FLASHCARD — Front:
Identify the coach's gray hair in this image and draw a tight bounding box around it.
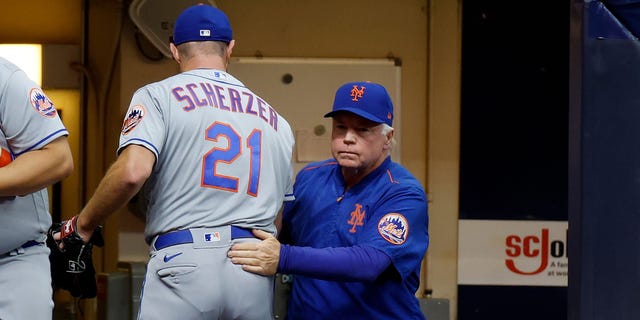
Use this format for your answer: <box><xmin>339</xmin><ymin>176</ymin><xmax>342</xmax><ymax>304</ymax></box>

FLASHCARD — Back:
<box><xmin>380</xmin><ymin>123</ymin><xmax>396</xmax><ymax>154</ymax></box>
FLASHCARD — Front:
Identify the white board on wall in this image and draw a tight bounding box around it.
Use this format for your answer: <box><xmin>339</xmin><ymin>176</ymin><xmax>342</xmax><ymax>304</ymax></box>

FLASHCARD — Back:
<box><xmin>227</xmin><ymin>57</ymin><xmax>402</xmax><ymax>173</ymax></box>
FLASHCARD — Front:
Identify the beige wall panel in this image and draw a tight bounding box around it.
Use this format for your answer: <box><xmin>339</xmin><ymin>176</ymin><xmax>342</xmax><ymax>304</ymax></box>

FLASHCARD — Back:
<box><xmin>428</xmin><ymin>1</ymin><xmax>461</xmax><ymax>318</ymax></box>
<box><xmin>0</xmin><ymin>0</ymin><xmax>82</xmax><ymax>44</ymax></box>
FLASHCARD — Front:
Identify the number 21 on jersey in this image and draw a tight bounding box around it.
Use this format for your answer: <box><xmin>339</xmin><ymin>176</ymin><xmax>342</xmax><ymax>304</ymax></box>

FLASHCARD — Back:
<box><xmin>202</xmin><ymin>122</ymin><xmax>261</xmax><ymax>197</ymax></box>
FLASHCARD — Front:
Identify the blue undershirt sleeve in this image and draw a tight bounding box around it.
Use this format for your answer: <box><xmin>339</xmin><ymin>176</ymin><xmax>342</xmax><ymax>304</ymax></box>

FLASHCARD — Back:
<box><xmin>277</xmin><ymin>244</ymin><xmax>392</xmax><ymax>282</ymax></box>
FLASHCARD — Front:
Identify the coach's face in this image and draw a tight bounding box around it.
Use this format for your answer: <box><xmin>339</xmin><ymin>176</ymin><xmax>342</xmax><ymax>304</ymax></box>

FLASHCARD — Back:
<box><xmin>331</xmin><ymin>112</ymin><xmax>392</xmax><ymax>177</ymax></box>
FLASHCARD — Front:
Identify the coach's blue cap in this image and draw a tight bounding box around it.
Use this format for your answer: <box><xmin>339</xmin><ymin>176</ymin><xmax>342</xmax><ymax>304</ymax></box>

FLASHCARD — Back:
<box><xmin>325</xmin><ymin>81</ymin><xmax>394</xmax><ymax>126</ymax></box>
<box><xmin>173</xmin><ymin>4</ymin><xmax>233</xmax><ymax>45</ymax></box>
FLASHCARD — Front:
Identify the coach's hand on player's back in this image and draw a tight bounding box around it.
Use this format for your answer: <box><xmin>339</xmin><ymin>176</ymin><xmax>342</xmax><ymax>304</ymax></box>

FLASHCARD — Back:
<box><xmin>228</xmin><ymin>229</ymin><xmax>280</xmax><ymax>276</ymax></box>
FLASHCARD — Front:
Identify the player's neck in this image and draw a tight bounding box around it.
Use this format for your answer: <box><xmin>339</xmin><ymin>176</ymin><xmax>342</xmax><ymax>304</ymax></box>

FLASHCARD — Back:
<box><xmin>180</xmin><ymin>55</ymin><xmax>227</xmax><ymax>72</ymax></box>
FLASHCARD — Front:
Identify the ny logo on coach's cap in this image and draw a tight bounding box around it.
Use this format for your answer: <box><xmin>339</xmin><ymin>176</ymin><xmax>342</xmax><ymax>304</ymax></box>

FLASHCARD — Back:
<box><xmin>325</xmin><ymin>81</ymin><xmax>394</xmax><ymax>126</ymax></box>
<box><xmin>350</xmin><ymin>85</ymin><xmax>365</xmax><ymax>101</ymax></box>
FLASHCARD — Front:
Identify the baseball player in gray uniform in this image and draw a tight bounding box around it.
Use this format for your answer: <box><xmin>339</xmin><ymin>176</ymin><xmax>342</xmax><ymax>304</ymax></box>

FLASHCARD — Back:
<box><xmin>0</xmin><ymin>57</ymin><xmax>73</xmax><ymax>319</ymax></box>
<box><xmin>58</xmin><ymin>4</ymin><xmax>295</xmax><ymax>320</ymax></box>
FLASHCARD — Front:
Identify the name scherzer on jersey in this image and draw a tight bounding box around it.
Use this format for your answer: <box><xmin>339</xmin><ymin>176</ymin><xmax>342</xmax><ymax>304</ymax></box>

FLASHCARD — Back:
<box><xmin>119</xmin><ymin>69</ymin><xmax>294</xmax><ymax>242</ymax></box>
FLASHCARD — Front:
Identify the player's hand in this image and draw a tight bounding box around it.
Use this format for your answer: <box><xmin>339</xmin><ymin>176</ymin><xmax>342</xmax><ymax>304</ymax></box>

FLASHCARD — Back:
<box><xmin>51</xmin><ymin>215</ymin><xmax>92</xmax><ymax>250</ymax></box>
<box><xmin>46</xmin><ymin>215</ymin><xmax>104</xmax><ymax>298</ymax></box>
<box><xmin>228</xmin><ymin>229</ymin><xmax>280</xmax><ymax>276</ymax></box>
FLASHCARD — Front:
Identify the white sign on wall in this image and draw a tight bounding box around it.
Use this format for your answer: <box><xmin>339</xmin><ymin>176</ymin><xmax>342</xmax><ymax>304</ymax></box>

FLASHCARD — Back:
<box><xmin>458</xmin><ymin>219</ymin><xmax>568</xmax><ymax>287</ymax></box>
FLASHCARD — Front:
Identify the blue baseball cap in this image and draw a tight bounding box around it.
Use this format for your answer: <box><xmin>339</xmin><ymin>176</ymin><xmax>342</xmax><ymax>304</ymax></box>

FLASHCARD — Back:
<box><xmin>173</xmin><ymin>4</ymin><xmax>233</xmax><ymax>45</ymax></box>
<box><xmin>324</xmin><ymin>81</ymin><xmax>394</xmax><ymax>126</ymax></box>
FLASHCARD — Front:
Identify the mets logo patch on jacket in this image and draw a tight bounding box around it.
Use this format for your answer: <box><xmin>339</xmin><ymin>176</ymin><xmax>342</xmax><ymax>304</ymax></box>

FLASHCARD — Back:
<box><xmin>377</xmin><ymin>213</ymin><xmax>409</xmax><ymax>245</ymax></box>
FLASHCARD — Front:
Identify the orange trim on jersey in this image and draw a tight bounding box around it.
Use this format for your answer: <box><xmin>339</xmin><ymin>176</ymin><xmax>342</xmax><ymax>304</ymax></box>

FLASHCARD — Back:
<box><xmin>245</xmin><ymin>128</ymin><xmax>262</xmax><ymax>197</ymax></box>
<box><xmin>201</xmin><ymin>121</ymin><xmax>241</xmax><ymax>192</ymax></box>
<box><xmin>303</xmin><ymin>161</ymin><xmax>338</xmax><ymax>171</ymax></box>
<box><xmin>385</xmin><ymin>169</ymin><xmax>399</xmax><ymax>184</ymax></box>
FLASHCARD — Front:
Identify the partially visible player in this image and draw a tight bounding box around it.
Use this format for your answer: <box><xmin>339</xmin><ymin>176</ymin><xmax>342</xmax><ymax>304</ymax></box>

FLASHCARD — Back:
<box><xmin>53</xmin><ymin>4</ymin><xmax>295</xmax><ymax>320</ymax></box>
<box><xmin>229</xmin><ymin>81</ymin><xmax>429</xmax><ymax>319</ymax></box>
<box><xmin>0</xmin><ymin>57</ymin><xmax>73</xmax><ymax>319</ymax></box>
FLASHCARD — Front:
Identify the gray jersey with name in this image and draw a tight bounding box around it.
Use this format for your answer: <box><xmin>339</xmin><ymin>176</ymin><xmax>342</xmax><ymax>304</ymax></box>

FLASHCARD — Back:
<box><xmin>119</xmin><ymin>69</ymin><xmax>294</xmax><ymax>241</ymax></box>
<box><xmin>0</xmin><ymin>57</ymin><xmax>69</xmax><ymax>254</ymax></box>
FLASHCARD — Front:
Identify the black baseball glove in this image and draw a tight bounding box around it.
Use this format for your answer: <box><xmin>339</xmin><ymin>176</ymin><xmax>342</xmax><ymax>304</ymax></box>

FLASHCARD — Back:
<box><xmin>46</xmin><ymin>215</ymin><xmax>104</xmax><ymax>298</ymax></box>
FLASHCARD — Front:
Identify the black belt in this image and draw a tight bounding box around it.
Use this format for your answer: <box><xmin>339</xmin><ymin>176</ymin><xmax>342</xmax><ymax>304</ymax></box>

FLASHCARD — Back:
<box><xmin>154</xmin><ymin>226</ymin><xmax>255</xmax><ymax>251</ymax></box>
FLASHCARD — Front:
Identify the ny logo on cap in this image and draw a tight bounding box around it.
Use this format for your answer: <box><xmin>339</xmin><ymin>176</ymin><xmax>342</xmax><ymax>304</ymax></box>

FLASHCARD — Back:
<box><xmin>350</xmin><ymin>85</ymin><xmax>365</xmax><ymax>101</ymax></box>
<box><xmin>200</xmin><ymin>29</ymin><xmax>211</xmax><ymax>36</ymax></box>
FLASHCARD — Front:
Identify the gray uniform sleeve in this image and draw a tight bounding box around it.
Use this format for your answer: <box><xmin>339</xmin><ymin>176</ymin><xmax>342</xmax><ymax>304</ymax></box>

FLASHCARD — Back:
<box><xmin>0</xmin><ymin>63</ymin><xmax>68</xmax><ymax>155</ymax></box>
<box><xmin>0</xmin><ymin>58</ymin><xmax>68</xmax><ymax>254</ymax></box>
<box><xmin>118</xmin><ymin>86</ymin><xmax>165</xmax><ymax>158</ymax></box>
